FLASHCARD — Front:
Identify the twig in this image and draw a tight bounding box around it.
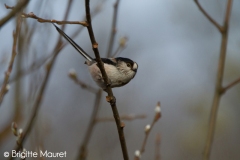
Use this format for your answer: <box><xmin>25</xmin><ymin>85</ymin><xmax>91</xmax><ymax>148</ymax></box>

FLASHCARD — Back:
<box><xmin>221</xmin><ymin>76</ymin><xmax>240</xmax><ymax>94</ymax></box>
<box><xmin>0</xmin><ymin>13</ymin><xmax>22</xmax><ymax>106</ymax></box>
<box><xmin>112</xmin><ymin>36</ymin><xmax>128</xmax><ymax>57</ymax></box>
<box><xmin>3</xmin><ymin>2</ymin><xmax>102</xmax><ymax>86</ymax></box>
<box><xmin>20</xmin><ymin>12</ymin><xmax>88</xmax><ymax>26</ymax></box>
<box><xmin>134</xmin><ymin>102</ymin><xmax>161</xmax><ymax>160</ymax></box>
<box><xmin>10</xmin><ymin>1</ymin><xmax>74</xmax><ymax>158</ymax></box>
<box><xmin>8</xmin><ymin>54</ymin><xmax>53</xmax><ymax>83</ymax></box>
<box><xmin>194</xmin><ymin>0</ymin><xmax>223</xmax><ymax>32</ymax></box>
<box><xmin>68</xmin><ymin>69</ymin><xmax>98</xmax><ymax>94</ymax></box>
<box><xmin>78</xmin><ymin>89</ymin><xmax>102</xmax><ymax>160</ymax></box>
<box><xmin>11</xmin><ymin>122</ymin><xmax>24</xmax><ymax>151</ymax></box>
<box><xmin>85</xmin><ymin>0</ymin><xmax>129</xmax><ymax>159</ymax></box>
<box><xmin>0</xmin><ymin>0</ymin><xmax>29</xmax><ymax>27</ymax></box>
<box><xmin>95</xmin><ymin>114</ymin><xmax>146</xmax><ymax>122</ymax></box>
<box><xmin>155</xmin><ymin>133</ymin><xmax>161</xmax><ymax>160</ymax></box>
<box><xmin>201</xmin><ymin>0</ymin><xmax>233</xmax><ymax>160</ymax></box>
<box><xmin>106</xmin><ymin>0</ymin><xmax>120</xmax><ymax>57</ymax></box>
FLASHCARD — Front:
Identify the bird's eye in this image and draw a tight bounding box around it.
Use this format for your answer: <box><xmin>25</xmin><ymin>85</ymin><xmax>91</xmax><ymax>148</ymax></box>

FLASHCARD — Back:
<box><xmin>126</xmin><ymin>63</ymin><xmax>131</xmax><ymax>67</ymax></box>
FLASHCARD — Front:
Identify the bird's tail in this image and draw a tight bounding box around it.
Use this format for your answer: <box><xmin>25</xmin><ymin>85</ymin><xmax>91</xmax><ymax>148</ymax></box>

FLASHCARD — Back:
<box><xmin>52</xmin><ymin>23</ymin><xmax>93</xmax><ymax>62</ymax></box>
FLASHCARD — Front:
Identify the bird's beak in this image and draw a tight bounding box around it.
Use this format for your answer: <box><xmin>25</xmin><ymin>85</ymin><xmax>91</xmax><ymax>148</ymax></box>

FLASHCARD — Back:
<box><xmin>132</xmin><ymin>62</ymin><xmax>138</xmax><ymax>72</ymax></box>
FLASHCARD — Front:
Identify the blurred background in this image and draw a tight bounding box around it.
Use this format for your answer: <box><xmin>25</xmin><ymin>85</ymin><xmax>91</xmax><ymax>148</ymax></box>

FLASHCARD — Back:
<box><xmin>0</xmin><ymin>0</ymin><xmax>240</xmax><ymax>159</ymax></box>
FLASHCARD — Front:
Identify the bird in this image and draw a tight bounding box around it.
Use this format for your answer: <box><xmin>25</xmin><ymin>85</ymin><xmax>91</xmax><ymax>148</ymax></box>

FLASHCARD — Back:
<box><xmin>52</xmin><ymin>24</ymin><xmax>138</xmax><ymax>89</ymax></box>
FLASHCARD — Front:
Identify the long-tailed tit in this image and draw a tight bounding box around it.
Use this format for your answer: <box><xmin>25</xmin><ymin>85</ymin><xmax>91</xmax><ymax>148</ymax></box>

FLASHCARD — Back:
<box><xmin>53</xmin><ymin>24</ymin><xmax>138</xmax><ymax>89</ymax></box>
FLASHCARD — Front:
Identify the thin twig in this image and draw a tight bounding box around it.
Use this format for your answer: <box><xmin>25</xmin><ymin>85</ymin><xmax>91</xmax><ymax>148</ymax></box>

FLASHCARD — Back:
<box><xmin>68</xmin><ymin>69</ymin><xmax>98</xmax><ymax>94</ymax></box>
<box><xmin>194</xmin><ymin>0</ymin><xmax>223</xmax><ymax>32</ymax></box>
<box><xmin>0</xmin><ymin>13</ymin><xmax>22</xmax><ymax>106</ymax></box>
<box><xmin>112</xmin><ymin>36</ymin><xmax>128</xmax><ymax>57</ymax></box>
<box><xmin>106</xmin><ymin>0</ymin><xmax>120</xmax><ymax>57</ymax></box>
<box><xmin>10</xmin><ymin>1</ymin><xmax>74</xmax><ymax>158</ymax></box>
<box><xmin>0</xmin><ymin>0</ymin><xmax>29</xmax><ymax>27</ymax></box>
<box><xmin>78</xmin><ymin>89</ymin><xmax>102</xmax><ymax>160</ymax></box>
<box><xmin>202</xmin><ymin>0</ymin><xmax>233</xmax><ymax>160</ymax></box>
<box><xmin>3</xmin><ymin>2</ymin><xmax>102</xmax><ymax>85</ymax></box>
<box><xmin>20</xmin><ymin>12</ymin><xmax>88</xmax><ymax>26</ymax></box>
<box><xmin>221</xmin><ymin>76</ymin><xmax>240</xmax><ymax>94</ymax></box>
<box><xmin>95</xmin><ymin>114</ymin><xmax>146</xmax><ymax>122</ymax></box>
<box><xmin>85</xmin><ymin>0</ymin><xmax>129</xmax><ymax>159</ymax></box>
<box><xmin>134</xmin><ymin>102</ymin><xmax>161</xmax><ymax>160</ymax></box>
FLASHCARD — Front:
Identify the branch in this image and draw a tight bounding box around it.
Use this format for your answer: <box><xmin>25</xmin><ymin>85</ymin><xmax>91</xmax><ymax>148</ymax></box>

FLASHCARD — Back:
<box><xmin>194</xmin><ymin>0</ymin><xmax>223</xmax><ymax>32</ymax></box>
<box><xmin>10</xmin><ymin>1</ymin><xmax>74</xmax><ymax>158</ymax></box>
<box><xmin>78</xmin><ymin>89</ymin><xmax>102</xmax><ymax>160</ymax></box>
<box><xmin>106</xmin><ymin>0</ymin><xmax>120</xmax><ymax>57</ymax></box>
<box><xmin>203</xmin><ymin>0</ymin><xmax>233</xmax><ymax>159</ymax></box>
<box><xmin>0</xmin><ymin>13</ymin><xmax>22</xmax><ymax>106</ymax></box>
<box><xmin>20</xmin><ymin>12</ymin><xmax>88</xmax><ymax>26</ymax></box>
<box><xmin>134</xmin><ymin>102</ymin><xmax>161</xmax><ymax>160</ymax></box>
<box><xmin>221</xmin><ymin>76</ymin><xmax>240</xmax><ymax>94</ymax></box>
<box><xmin>85</xmin><ymin>0</ymin><xmax>129</xmax><ymax>159</ymax></box>
<box><xmin>68</xmin><ymin>69</ymin><xmax>98</xmax><ymax>94</ymax></box>
<box><xmin>95</xmin><ymin>114</ymin><xmax>146</xmax><ymax>122</ymax></box>
<box><xmin>112</xmin><ymin>36</ymin><xmax>128</xmax><ymax>57</ymax></box>
<box><xmin>0</xmin><ymin>0</ymin><xmax>29</xmax><ymax>27</ymax></box>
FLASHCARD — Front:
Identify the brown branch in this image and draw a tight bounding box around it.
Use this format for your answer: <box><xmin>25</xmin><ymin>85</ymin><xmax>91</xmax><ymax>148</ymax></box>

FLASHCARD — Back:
<box><xmin>221</xmin><ymin>76</ymin><xmax>240</xmax><ymax>94</ymax></box>
<box><xmin>2</xmin><ymin>3</ymin><xmax>102</xmax><ymax>85</ymax></box>
<box><xmin>194</xmin><ymin>0</ymin><xmax>223</xmax><ymax>32</ymax></box>
<box><xmin>68</xmin><ymin>69</ymin><xmax>98</xmax><ymax>94</ymax></box>
<box><xmin>112</xmin><ymin>36</ymin><xmax>128</xmax><ymax>57</ymax></box>
<box><xmin>78</xmin><ymin>89</ymin><xmax>102</xmax><ymax>160</ymax></box>
<box><xmin>20</xmin><ymin>12</ymin><xmax>88</xmax><ymax>26</ymax></box>
<box><xmin>0</xmin><ymin>13</ymin><xmax>22</xmax><ymax>106</ymax></box>
<box><xmin>95</xmin><ymin>114</ymin><xmax>146</xmax><ymax>122</ymax></box>
<box><xmin>106</xmin><ymin>0</ymin><xmax>120</xmax><ymax>57</ymax></box>
<box><xmin>0</xmin><ymin>0</ymin><xmax>29</xmax><ymax>27</ymax></box>
<box><xmin>85</xmin><ymin>0</ymin><xmax>129</xmax><ymax>159</ymax></box>
<box><xmin>134</xmin><ymin>102</ymin><xmax>161</xmax><ymax>160</ymax></box>
<box><xmin>9</xmin><ymin>1</ymin><xmax>74</xmax><ymax>158</ymax></box>
<box><xmin>203</xmin><ymin>0</ymin><xmax>233</xmax><ymax>160</ymax></box>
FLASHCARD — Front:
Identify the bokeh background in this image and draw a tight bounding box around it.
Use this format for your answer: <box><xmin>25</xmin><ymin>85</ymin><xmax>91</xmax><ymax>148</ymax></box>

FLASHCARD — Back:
<box><xmin>0</xmin><ymin>0</ymin><xmax>240</xmax><ymax>159</ymax></box>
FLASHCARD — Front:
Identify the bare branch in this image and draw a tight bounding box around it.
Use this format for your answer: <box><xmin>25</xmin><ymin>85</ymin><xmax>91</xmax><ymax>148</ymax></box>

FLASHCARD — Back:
<box><xmin>134</xmin><ymin>102</ymin><xmax>161</xmax><ymax>160</ymax></box>
<box><xmin>78</xmin><ymin>89</ymin><xmax>102</xmax><ymax>160</ymax></box>
<box><xmin>20</xmin><ymin>12</ymin><xmax>88</xmax><ymax>26</ymax></box>
<box><xmin>0</xmin><ymin>14</ymin><xmax>22</xmax><ymax>106</ymax></box>
<box><xmin>0</xmin><ymin>0</ymin><xmax>29</xmax><ymax>27</ymax></box>
<box><xmin>85</xmin><ymin>0</ymin><xmax>129</xmax><ymax>159</ymax></box>
<box><xmin>221</xmin><ymin>77</ymin><xmax>240</xmax><ymax>94</ymax></box>
<box><xmin>95</xmin><ymin>114</ymin><xmax>146</xmax><ymax>122</ymax></box>
<box><xmin>106</xmin><ymin>0</ymin><xmax>120</xmax><ymax>57</ymax></box>
<box><xmin>112</xmin><ymin>36</ymin><xmax>128</xmax><ymax>58</ymax></box>
<box><xmin>194</xmin><ymin>0</ymin><xmax>223</xmax><ymax>32</ymax></box>
<box><xmin>203</xmin><ymin>0</ymin><xmax>233</xmax><ymax>159</ymax></box>
<box><xmin>10</xmin><ymin>1</ymin><xmax>74</xmax><ymax>157</ymax></box>
<box><xmin>68</xmin><ymin>69</ymin><xmax>98</xmax><ymax>94</ymax></box>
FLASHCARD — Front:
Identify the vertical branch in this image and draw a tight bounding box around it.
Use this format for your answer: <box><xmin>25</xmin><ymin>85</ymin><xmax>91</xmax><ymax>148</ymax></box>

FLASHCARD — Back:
<box><xmin>78</xmin><ymin>89</ymin><xmax>102</xmax><ymax>160</ymax></box>
<box><xmin>10</xmin><ymin>0</ymin><xmax>74</xmax><ymax>157</ymax></box>
<box><xmin>0</xmin><ymin>14</ymin><xmax>22</xmax><ymax>106</ymax></box>
<box><xmin>106</xmin><ymin>0</ymin><xmax>120</xmax><ymax>57</ymax></box>
<box><xmin>85</xmin><ymin>0</ymin><xmax>129</xmax><ymax>159</ymax></box>
<box><xmin>202</xmin><ymin>0</ymin><xmax>233</xmax><ymax>159</ymax></box>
